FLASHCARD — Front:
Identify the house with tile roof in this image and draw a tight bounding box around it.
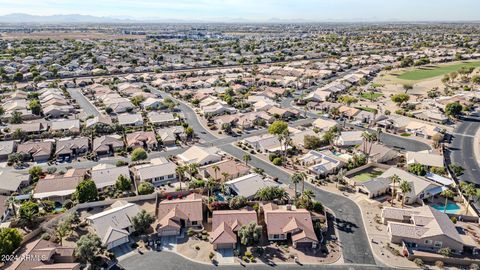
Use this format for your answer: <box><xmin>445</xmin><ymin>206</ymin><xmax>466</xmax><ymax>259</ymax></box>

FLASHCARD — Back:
<box><xmin>86</xmin><ymin>200</ymin><xmax>140</xmax><ymax>250</ymax></box>
<box><xmin>177</xmin><ymin>146</ymin><xmax>221</xmax><ymax>165</ymax></box>
<box><xmin>16</xmin><ymin>141</ymin><xmax>53</xmax><ymax>162</ymax></box>
<box><xmin>263</xmin><ymin>203</ymin><xmax>318</xmax><ymax>249</ymax></box>
<box><xmin>211</xmin><ymin>209</ymin><xmax>258</xmax><ymax>250</ymax></box>
<box><xmin>382</xmin><ymin>206</ymin><xmax>478</xmax><ymax>255</ymax></box>
<box><xmin>156</xmin><ymin>193</ymin><xmax>203</xmax><ymax>236</ymax></box>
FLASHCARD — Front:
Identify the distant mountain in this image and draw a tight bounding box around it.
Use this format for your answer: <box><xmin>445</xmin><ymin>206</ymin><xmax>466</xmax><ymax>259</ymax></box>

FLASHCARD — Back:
<box><xmin>0</xmin><ymin>13</ymin><xmax>134</xmax><ymax>23</ymax></box>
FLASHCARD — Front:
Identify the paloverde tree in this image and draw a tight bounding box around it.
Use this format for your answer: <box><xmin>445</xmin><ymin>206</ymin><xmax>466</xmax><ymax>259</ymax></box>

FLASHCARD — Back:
<box><xmin>132</xmin><ymin>209</ymin><xmax>155</xmax><ymax>234</ymax></box>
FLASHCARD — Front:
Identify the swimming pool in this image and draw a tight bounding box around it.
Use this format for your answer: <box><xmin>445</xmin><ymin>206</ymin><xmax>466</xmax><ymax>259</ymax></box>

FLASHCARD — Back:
<box><xmin>431</xmin><ymin>202</ymin><xmax>462</xmax><ymax>214</ymax></box>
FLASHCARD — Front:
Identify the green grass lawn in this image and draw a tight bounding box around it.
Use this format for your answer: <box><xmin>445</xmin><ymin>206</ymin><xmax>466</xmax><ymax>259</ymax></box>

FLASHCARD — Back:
<box><xmin>361</xmin><ymin>92</ymin><xmax>383</xmax><ymax>101</ymax></box>
<box><xmin>351</xmin><ymin>169</ymin><xmax>384</xmax><ymax>182</ymax></box>
<box><xmin>355</xmin><ymin>106</ymin><xmax>377</xmax><ymax>113</ymax></box>
<box><xmin>397</xmin><ymin>61</ymin><xmax>480</xmax><ymax>81</ymax></box>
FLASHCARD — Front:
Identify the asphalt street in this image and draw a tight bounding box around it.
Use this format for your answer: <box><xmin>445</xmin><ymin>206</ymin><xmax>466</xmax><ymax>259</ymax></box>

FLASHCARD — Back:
<box><xmin>118</xmin><ymin>251</ymin><xmax>397</xmax><ymax>270</ymax></box>
<box><xmin>448</xmin><ymin>114</ymin><xmax>480</xmax><ymax>185</ymax></box>
<box><xmin>67</xmin><ymin>87</ymin><xmax>100</xmax><ymax>117</ymax></box>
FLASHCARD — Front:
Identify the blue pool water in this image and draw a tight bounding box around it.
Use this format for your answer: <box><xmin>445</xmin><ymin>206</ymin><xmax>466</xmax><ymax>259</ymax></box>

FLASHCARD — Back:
<box><xmin>431</xmin><ymin>203</ymin><xmax>461</xmax><ymax>214</ymax></box>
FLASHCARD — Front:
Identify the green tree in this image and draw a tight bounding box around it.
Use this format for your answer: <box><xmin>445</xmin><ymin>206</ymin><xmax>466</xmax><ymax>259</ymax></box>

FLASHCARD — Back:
<box><xmin>138</xmin><ymin>182</ymin><xmax>154</xmax><ymax>195</ymax></box>
<box><xmin>399</xmin><ymin>180</ymin><xmax>412</xmax><ymax>207</ymax></box>
<box><xmin>229</xmin><ymin>196</ymin><xmax>247</xmax><ymax>210</ymax></box>
<box><xmin>132</xmin><ymin>209</ymin><xmax>155</xmax><ymax>234</ymax></box>
<box><xmin>131</xmin><ymin>148</ymin><xmax>148</xmax><ymax>161</ymax></box>
<box><xmin>75</xmin><ymin>233</ymin><xmax>106</xmax><ymax>264</ymax></box>
<box><xmin>242</xmin><ymin>153</ymin><xmax>251</xmax><ymax>166</ymax></box>
<box><xmin>13</xmin><ymin>72</ymin><xmax>23</xmax><ymax>82</ymax></box>
<box><xmin>116</xmin><ymin>174</ymin><xmax>132</xmax><ymax>192</ymax></box>
<box><xmin>391</xmin><ymin>93</ymin><xmax>410</xmax><ymax>107</ymax></box>
<box><xmin>131</xmin><ymin>95</ymin><xmax>145</xmax><ymax>107</ymax></box>
<box><xmin>55</xmin><ymin>217</ymin><xmax>73</xmax><ymax>246</ymax></box>
<box><xmin>268</xmin><ymin>120</ymin><xmax>288</xmax><ymax>136</ymax></box>
<box><xmin>255</xmin><ymin>186</ymin><xmax>289</xmax><ymax>202</ymax></box>
<box><xmin>445</xmin><ymin>102</ymin><xmax>463</xmax><ymax>118</ymax></box>
<box><xmin>75</xmin><ymin>179</ymin><xmax>98</xmax><ymax>203</ymax></box>
<box><xmin>184</xmin><ymin>127</ymin><xmax>194</xmax><ymax>139</ymax></box>
<box><xmin>407</xmin><ymin>163</ymin><xmax>427</xmax><ymax>176</ymax></box>
<box><xmin>304</xmin><ymin>135</ymin><xmax>323</xmax><ymax>149</ymax></box>
<box><xmin>390</xmin><ymin>174</ymin><xmax>401</xmax><ymax>206</ymax></box>
<box><xmin>19</xmin><ymin>201</ymin><xmax>39</xmax><ymax>223</ymax></box>
<box><xmin>28</xmin><ymin>99</ymin><xmax>42</xmax><ymax>115</ymax></box>
<box><xmin>28</xmin><ymin>166</ymin><xmax>43</xmax><ymax>182</ymax></box>
<box><xmin>338</xmin><ymin>95</ymin><xmax>358</xmax><ymax>106</ymax></box>
<box><xmin>0</xmin><ymin>228</ymin><xmax>23</xmax><ymax>259</ymax></box>
<box><xmin>10</xmin><ymin>110</ymin><xmax>23</xmax><ymax>124</ymax></box>
<box><xmin>238</xmin><ymin>222</ymin><xmax>262</xmax><ymax>246</ymax></box>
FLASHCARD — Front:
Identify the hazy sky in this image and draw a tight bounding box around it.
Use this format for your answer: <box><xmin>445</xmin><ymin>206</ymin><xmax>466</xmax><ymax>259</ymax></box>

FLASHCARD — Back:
<box><xmin>0</xmin><ymin>0</ymin><xmax>479</xmax><ymax>21</ymax></box>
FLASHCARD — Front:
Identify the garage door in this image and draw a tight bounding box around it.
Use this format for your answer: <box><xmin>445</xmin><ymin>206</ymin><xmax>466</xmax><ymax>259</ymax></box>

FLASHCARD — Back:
<box><xmin>160</xmin><ymin>230</ymin><xmax>178</xmax><ymax>236</ymax></box>
<box><xmin>216</xmin><ymin>243</ymin><xmax>234</xmax><ymax>250</ymax></box>
<box><xmin>295</xmin><ymin>241</ymin><xmax>313</xmax><ymax>249</ymax></box>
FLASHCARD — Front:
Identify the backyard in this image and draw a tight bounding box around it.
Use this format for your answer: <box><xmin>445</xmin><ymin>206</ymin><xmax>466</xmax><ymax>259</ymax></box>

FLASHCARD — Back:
<box><xmin>350</xmin><ymin>167</ymin><xmax>385</xmax><ymax>182</ymax></box>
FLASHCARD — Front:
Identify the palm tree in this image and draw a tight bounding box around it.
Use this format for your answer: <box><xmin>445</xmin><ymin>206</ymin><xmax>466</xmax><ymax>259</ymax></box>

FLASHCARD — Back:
<box><xmin>206</xmin><ymin>177</ymin><xmax>217</xmax><ymax>198</ymax></box>
<box><xmin>221</xmin><ymin>172</ymin><xmax>230</xmax><ymax>183</ymax></box>
<box><xmin>187</xmin><ymin>163</ymin><xmax>199</xmax><ymax>181</ymax></box>
<box><xmin>390</xmin><ymin>174</ymin><xmax>401</xmax><ymax>206</ymax></box>
<box><xmin>175</xmin><ymin>166</ymin><xmax>186</xmax><ymax>190</ymax></box>
<box><xmin>441</xmin><ymin>189</ymin><xmax>454</xmax><ymax>214</ymax></box>
<box><xmin>6</xmin><ymin>196</ymin><xmax>18</xmax><ymax>217</ymax></box>
<box><xmin>291</xmin><ymin>173</ymin><xmax>302</xmax><ymax>199</ymax></box>
<box><xmin>242</xmin><ymin>154</ymin><xmax>251</xmax><ymax>166</ymax></box>
<box><xmin>461</xmin><ymin>182</ymin><xmax>476</xmax><ymax>215</ymax></box>
<box><xmin>301</xmin><ymin>189</ymin><xmax>315</xmax><ymax>202</ymax></box>
<box><xmin>399</xmin><ymin>180</ymin><xmax>412</xmax><ymax>207</ymax></box>
<box><xmin>212</xmin><ymin>164</ymin><xmax>220</xmax><ymax>181</ymax></box>
<box><xmin>299</xmin><ymin>172</ymin><xmax>308</xmax><ymax>193</ymax></box>
<box><xmin>361</xmin><ymin>131</ymin><xmax>371</xmax><ymax>155</ymax></box>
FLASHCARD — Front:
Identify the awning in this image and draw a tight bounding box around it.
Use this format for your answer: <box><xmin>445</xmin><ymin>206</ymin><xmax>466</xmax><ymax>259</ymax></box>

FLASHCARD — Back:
<box><xmin>425</xmin><ymin>172</ymin><xmax>454</xmax><ymax>186</ymax></box>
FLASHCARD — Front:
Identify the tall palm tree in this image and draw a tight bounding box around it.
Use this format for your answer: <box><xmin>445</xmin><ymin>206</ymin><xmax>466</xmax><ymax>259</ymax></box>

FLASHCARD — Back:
<box><xmin>175</xmin><ymin>166</ymin><xmax>185</xmax><ymax>190</ymax></box>
<box><xmin>206</xmin><ymin>177</ymin><xmax>216</xmax><ymax>198</ymax></box>
<box><xmin>242</xmin><ymin>154</ymin><xmax>251</xmax><ymax>166</ymax></box>
<box><xmin>390</xmin><ymin>174</ymin><xmax>401</xmax><ymax>206</ymax></box>
<box><xmin>211</xmin><ymin>164</ymin><xmax>220</xmax><ymax>181</ymax></box>
<box><xmin>291</xmin><ymin>173</ymin><xmax>302</xmax><ymax>199</ymax></box>
<box><xmin>441</xmin><ymin>189</ymin><xmax>454</xmax><ymax>214</ymax></box>
<box><xmin>399</xmin><ymin>180</ymin><xmax>412</xmax><ymax>207</ymax></box>
<box><xmin>221</xmin><ymin>172</ymin><xmax>230</xmax><ymax>183</ymax></box>
<box><xmin>299</xmin><ymin>172</ymin><xmax>308</xmax><ymax>193</ymax></box>
<box><xmin>6</xmin><ymin>196</ymin><xmax>18</xmax><ymax>217</ymax></box>
<box><xmin>301</xmin><ymin>189</ymin><xmax>315</xmax><ymax>203</ymax></box>
<box><xmin>187</xmin><ymin>163</ymin><xmax>199</xmax><ymax>181</ymax></box>
<box><xmin>462</xmin><ymin>183</ymin><xmax>476</xmax><ymax>215</ymax></box>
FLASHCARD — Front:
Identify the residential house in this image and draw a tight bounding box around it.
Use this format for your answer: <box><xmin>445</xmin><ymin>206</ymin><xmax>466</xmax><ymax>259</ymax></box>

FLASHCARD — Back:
<box><xmin>117</xmin><ymin>113</ymin><xmax>144</xmax><ymax>127</ymax></box>
<box><xmin>312</xmin><ymin>118</ymin><xmax>338</xmax><ymax>131</ymax></box>
<box><xmin>93</xmin><ymin>134</ymin><xmax>124</xmax><ymax>157</ymax></box>
<box><xmin>381</xmin><ymin>167</ymin><xmax>442</xmax><ymax>205</ymax></box>
<box><xmin>91</xmin><ymin>164</ymin><xmax>131</xmax><ymax>189</ymax></box>
<box><xmin>226</xmin><ymin>173</ymin><xmax>280</xmax><ymax>199</ymax></box>
<box><xmin>7</xmin><ymin>239</ymin><xmax>78</xmax><ymax>270</ymax></box>
<box><xmin>406</xmin><ymin>151</ymin><xmax>444</xmax><ymax>168</ymax></box>
<box><xmin>132</xmin><ymin>157</ymin><xmax>177</xmax><ymax>186</ymax></box>
<box><xmin>177</xmin><ymin>146</ymin><xmax>221</xmax><ymax>166</ymax></box>
<box><xmin>16</xmin><ymin>141</ymin><xmax>53</xmax><ymax>162</ymax></box>
<box><xmin>85</xmin><ymin>115</ymin><xmax>113</xmax><ymax>129</ymax></box>
<box><xmin>0</xmin><ymin>140</ymin><xmax>16</xmax><ymax>161</ymax></box>
<box><xmin>55</xmin><ymin>137</ymin><xmax>89</xmax><ymax>161</ymax></box>
<box><xmin>263</xmin><ymin>203</ymin><xmax>318</xmax><ymax>249</ymax></box>
<box><xmin>33</xmin><ymin>169</ymin><xmax>86</xmax><ymax>202</ymax></box>
<box><xmin>358</xmin><ymin>177</ymin><xmax>392</xmax><ymax>198</ymax></box>
<box><xmin>359</xmin><ymin>142</ymin><xmax>399</xmax><ymax>163</ymax></box>
<box><xmin>211</xmin><ymin>210</ymin><xmax>258</xmax><ymax>250</ymax></box>
<box><xmin>86</xmin><ymin>201</ymin><xmax>141</xmax><ymax>250</ymax></box>
<box><xmin>299</xmin><ymin>150</ymin><xmax>344</xmax><ymax>176</ymax></box>
<box><xmin>126</xmin><ymin>131</ymin><xmax>158</xmax><ymax>150</ymax></box>
<box><xmin>382</xmin><ymin>206</ymin><xmax>477</xmax><ymax>255</ymax></box>
<box><xmin>199</xmin><ymin>160</ymin><xmax>250</xmax><ymax>181</ymax></box>
<box><xmin>335</xmin><ymin>131</ymin><xmax>364</xmax><ymax>147</ymax></box>
<box><xmin>147</xmin><ymin>112</ymin><xmax>178</xmax><ymax>126</ymax></box>
<box><xmin>156</xmin><ymin>193</ymin><xmax>203</xmax><ymax>236</ymax></box>
<box><xmin>49</xmin><ymin>119</ymin><xmax>80</xmax><ymax>134</ymax></box>
<box><xmin>244</xmin><ymin>134</ymin><xmax>285</xmax><ymax>153</ymax></box>
<box><xmin>0</xmin><ymin>171</ymin><xmax>30</xmax><ymax>195</ymax></box>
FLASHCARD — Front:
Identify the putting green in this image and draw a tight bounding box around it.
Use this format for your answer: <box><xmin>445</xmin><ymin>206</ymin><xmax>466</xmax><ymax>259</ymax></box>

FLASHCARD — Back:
<box><xmin>397</xmin><ymin>61</ymin><xmax>480</xmax><ymax>81</ymax></box>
